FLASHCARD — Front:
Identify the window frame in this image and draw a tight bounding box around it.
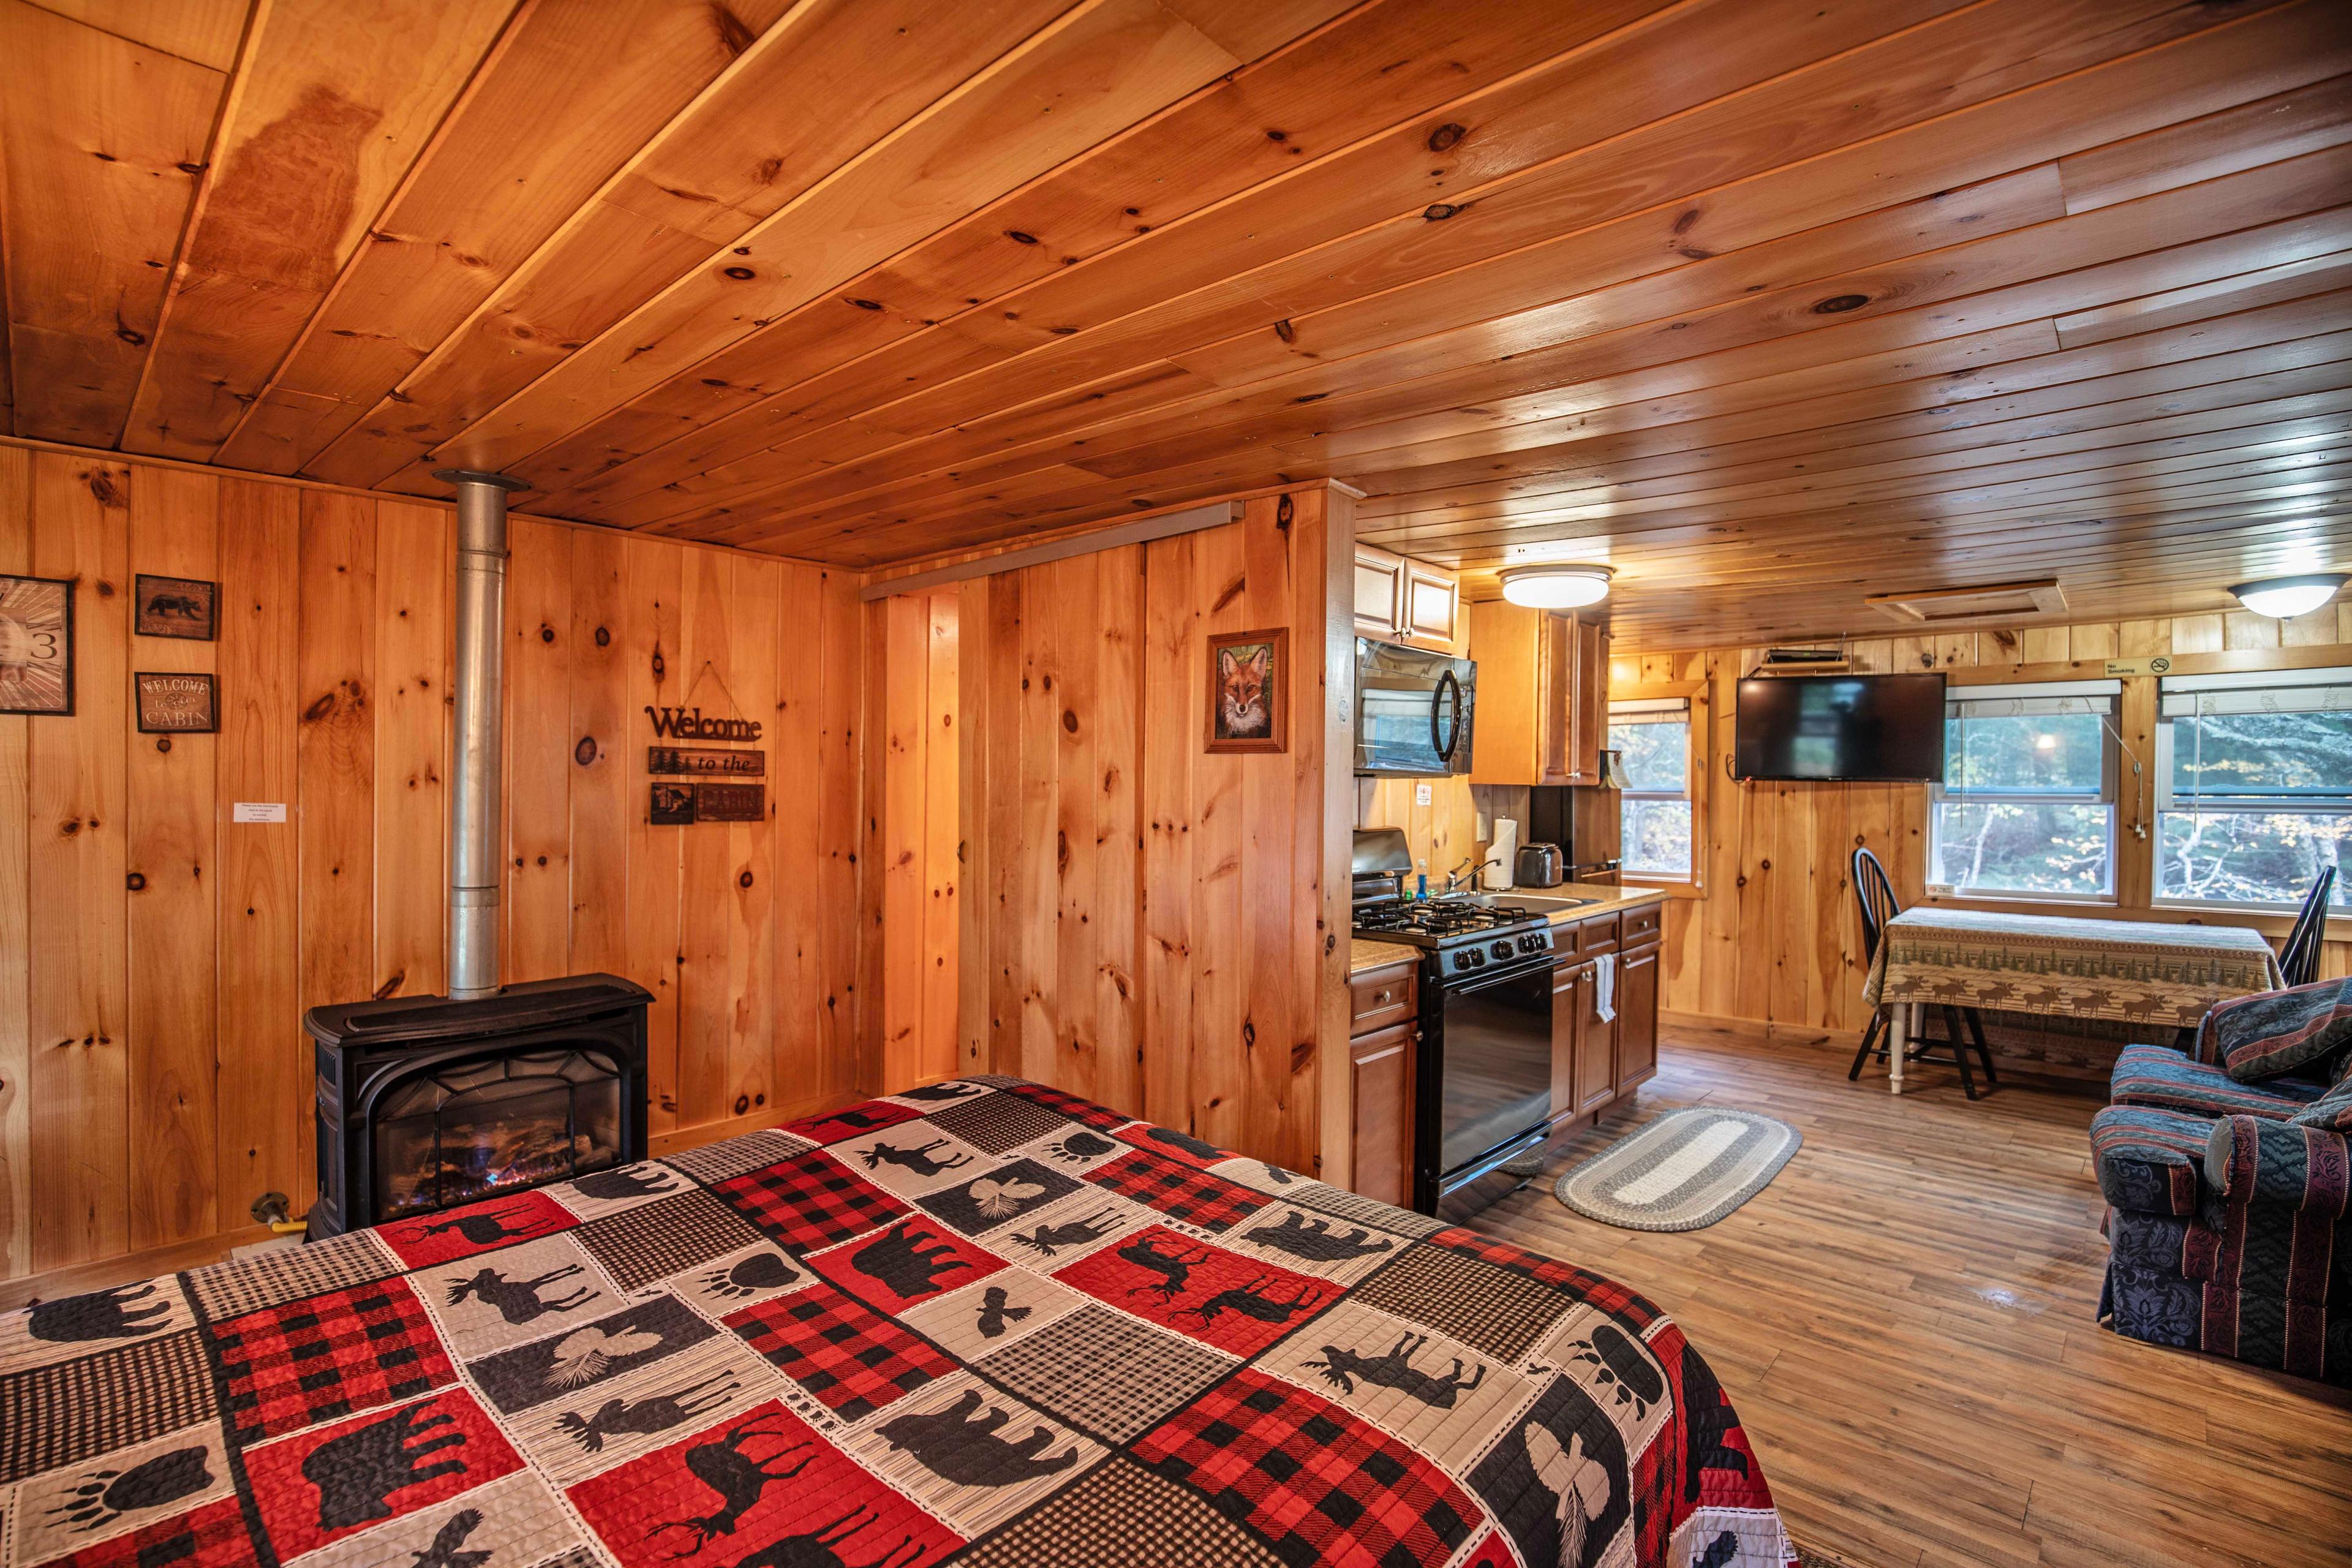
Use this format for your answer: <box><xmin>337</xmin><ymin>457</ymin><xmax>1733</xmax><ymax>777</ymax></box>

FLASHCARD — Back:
<box><xmin>1608</xmin><ymin>679</ymin><xmax>1708</xmax><ymax>897</ymax></box>
<box><xmin>2150</xmin><ymin>665</ymin><xmax>2352</xmax><ymax>915</ymax></box>
<box><xmin>1928</xmin><ymin>679</ymin><xmax>2122</xmax><ymax>904</ymax></box>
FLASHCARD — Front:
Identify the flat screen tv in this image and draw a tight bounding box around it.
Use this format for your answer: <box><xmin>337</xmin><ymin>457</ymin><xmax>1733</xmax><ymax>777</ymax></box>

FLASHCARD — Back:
<box><xmin>1734</xmin><ymin>672</ymin><xmax>1946</xmax><ymax>782</ymax></box>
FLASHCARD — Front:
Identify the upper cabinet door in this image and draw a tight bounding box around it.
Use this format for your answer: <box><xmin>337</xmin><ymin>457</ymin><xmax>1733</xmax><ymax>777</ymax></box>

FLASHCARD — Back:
<box><xmin>1564</xmin><ymin>617</ymin><xmax>1607</xmax><ymax>785</ymax></box>
<box><xmin>1469</xmin><ymin>599</ymin><xmax>1613</xmax><ymax>786</ymax></box>
<box><xmin>1402</xmin><ymin>563</ymin><xmax>1460</xmax><ymax>650</ymax></box>
<box><xmin>1354</xmin><ymin>545</ymin><xmax>1407</xmax><ymax>641</ymax></box>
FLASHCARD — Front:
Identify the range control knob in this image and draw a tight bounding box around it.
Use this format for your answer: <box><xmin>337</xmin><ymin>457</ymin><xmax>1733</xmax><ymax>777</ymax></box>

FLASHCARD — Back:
<box><xmin>1490</xmin><ymin>940</ymin><xmax>1512</xmax><ymax>961</ymax></box>
<box><xmin>1452</xmin><ymin>951</ymin><xmax>1471</xmax><ymax>970</ymax></box>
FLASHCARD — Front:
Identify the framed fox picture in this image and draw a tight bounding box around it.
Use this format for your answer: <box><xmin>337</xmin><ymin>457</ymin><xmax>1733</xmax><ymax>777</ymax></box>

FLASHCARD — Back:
<box><xmin>0</xmin><ymin>574</ymin><xmax>74</xmax><ymax>715</ymax></box>
<box><xmin>1205</xmin><ymin>627</ymin><xmax>1287</xmax><ymax>754</ymax></box>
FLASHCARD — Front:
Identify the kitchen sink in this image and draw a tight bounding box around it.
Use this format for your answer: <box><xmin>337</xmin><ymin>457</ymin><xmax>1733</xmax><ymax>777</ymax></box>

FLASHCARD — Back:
<box><xmin>1483</xmin><ymin>892</ymin><xmax>1600</xmax><ymax>911</ymax></box>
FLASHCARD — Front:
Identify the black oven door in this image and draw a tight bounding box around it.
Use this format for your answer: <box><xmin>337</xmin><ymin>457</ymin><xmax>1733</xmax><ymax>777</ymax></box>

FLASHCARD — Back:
<box><xmin>1415</xmin><ymin>955</ymin><xmax>1555</xmax><ymax>1212</ymax></box>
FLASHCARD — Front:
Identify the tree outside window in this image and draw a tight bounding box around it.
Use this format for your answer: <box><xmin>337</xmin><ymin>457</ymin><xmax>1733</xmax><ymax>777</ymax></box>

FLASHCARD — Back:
<box><xmin>1929</xmin><ymin>684</ymin><xmax>2119</xmax><ymax>899</ymax></box>
<box><xmin>2157</xmin><ymin>670</ymin><xmax>2352</xmax><ymax>910</ymax></box>
<box><xmin>1610</xmin><ymin>696</ymin><xmax>1692</xmax><ymax>878</ymax></box>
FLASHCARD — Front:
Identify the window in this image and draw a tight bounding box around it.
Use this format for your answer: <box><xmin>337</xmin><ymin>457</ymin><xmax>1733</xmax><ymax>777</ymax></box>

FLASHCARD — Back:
<box><xmin>1930</xmin><ymin>681</ymin><xmax>2120</xmax><ymax>899</ymax></box>
<box><xmin>2156</xmin><ymin>667</ymin><xmax>2352</xmax><ymax>910</ymax></box>
<box><xmin>1610</xmin><ymin>696</ymin><xmax>1692</xmax><ymax>878</ymax></box>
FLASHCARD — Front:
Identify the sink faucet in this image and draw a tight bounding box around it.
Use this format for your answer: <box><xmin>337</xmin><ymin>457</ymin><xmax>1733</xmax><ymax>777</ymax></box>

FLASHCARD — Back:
<box><xmin>1443</xmin><ymin>855</ymin><xmax>1504</xmax><ymax>895</ymax></box>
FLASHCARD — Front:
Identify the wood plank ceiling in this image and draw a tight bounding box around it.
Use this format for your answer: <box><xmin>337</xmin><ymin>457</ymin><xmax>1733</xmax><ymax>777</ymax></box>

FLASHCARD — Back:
<box><xmin>2</xmin><ymin>0</ymin><xmax>2348</xmax><ymax>648</ymax></box>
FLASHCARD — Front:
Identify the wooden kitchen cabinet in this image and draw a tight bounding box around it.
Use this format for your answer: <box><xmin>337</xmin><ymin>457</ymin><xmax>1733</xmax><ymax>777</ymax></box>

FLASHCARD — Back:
<box><xmin>1548</xmin><ymin>907</ymin><xmax>1660</xmax><ymax>1126</ymax></box>
<box><xmin>1349</xmin><ymin>959</ymin><xmax>1419</xmax><ymax>1208</ymax></box>
<box><xmin>1403</xmin><ymin>562</ymin><xmax>1461</xmax><ymax>647</ymax></box>
<box><xmin>1354</xmin><ymin>545</ymin><xmax>1407</xmax><ymax>640</ymax></box>
<box><xmin>1354</xmin><ymin>545</ymin><xmax>1460</xmax><ymax>650</ymax></box>
<box><xmin>1617</xmin><ymin>941</ymin><xmax>1660</xmax><ymax>1088</ymax></box>
<box><xmin>1468</xmin><ymin>600</ymin><xmax>1610</xmax><ymax>785</ymax></box>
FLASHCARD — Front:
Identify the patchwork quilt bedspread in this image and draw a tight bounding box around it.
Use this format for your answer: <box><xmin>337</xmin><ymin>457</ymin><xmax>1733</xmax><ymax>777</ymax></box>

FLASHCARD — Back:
<box><xmin>0</xmin><ymin>1076</ymin><xmax>1795</xmax><ymax>1568</ymax></box>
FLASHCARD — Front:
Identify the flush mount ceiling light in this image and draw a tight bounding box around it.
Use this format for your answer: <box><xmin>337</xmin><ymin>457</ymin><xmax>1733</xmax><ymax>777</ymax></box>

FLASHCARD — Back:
<box><xmin>1500</xmin><ymin>563</ymin><xmax>1612</xmax><ymax>609</ymax></box>
<box><xmin>2230</xmin><ymin>573</ymin><xmax>2348</xmax><ymax>619</ymax></box>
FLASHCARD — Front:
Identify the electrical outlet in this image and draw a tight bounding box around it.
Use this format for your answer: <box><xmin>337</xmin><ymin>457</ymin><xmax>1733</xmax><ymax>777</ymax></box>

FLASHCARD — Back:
<box><xmin>1414</xmin><ymin>782</ymin><xmax>1433</xmax><ymax>806</ymax></box>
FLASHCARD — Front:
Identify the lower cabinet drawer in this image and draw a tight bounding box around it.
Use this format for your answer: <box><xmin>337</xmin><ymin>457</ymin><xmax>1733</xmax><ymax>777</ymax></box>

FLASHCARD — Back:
<box><xmin>1622</xmin><ymin>903</ymin><xmax>1661</xmax><ymax>945</ymax></box>
<box><xmin>1350</xmin><ymin>964</ymin><xmax>1417</xmax><ymax>1033</ymax></box>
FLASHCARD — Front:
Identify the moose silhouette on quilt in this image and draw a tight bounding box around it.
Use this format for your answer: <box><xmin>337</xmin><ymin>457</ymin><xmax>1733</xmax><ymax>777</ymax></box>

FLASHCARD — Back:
<box><xmin>0</xmin><ymin>1076</ymin><xmax>1795</xmax><ymax>1567</ymax></box>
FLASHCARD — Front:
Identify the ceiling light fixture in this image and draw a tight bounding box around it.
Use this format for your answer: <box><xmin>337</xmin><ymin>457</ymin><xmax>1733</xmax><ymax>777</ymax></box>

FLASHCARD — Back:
<box><xmin>2229</xmin><ymin>573</ymin><xmax>2347</xmax><ymax>619</ymax></box>
<box><xmin>1500</xmin><ymin>563</ymin><xmax>1612</xmax><ymax>609</ymax></box>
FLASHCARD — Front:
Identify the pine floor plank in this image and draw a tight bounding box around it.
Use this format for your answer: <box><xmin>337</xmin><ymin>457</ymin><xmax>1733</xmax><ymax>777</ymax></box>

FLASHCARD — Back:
<box><xmin>1472</xmin><ymin>1025</ymin><xmax>2352</xmax><ymax>1567</ymax></box>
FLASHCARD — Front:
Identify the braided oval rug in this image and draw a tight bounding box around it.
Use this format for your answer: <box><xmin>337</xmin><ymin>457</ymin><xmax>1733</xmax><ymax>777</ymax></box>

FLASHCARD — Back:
<box><xmin>1555</xmin><ymin>1109</ymin><xmax>1800</xmax><ymax>1232</ymax></box>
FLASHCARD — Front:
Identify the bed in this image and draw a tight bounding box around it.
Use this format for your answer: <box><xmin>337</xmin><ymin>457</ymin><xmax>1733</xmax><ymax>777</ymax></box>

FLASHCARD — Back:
<box><xmin>0</xmin><ymin>1076</ymin><xmax>1795</xmax><ymax>1567</ymax></box>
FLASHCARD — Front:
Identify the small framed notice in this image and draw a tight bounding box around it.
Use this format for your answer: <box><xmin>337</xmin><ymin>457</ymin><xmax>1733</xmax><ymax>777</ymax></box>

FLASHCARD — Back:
<box><xmin>232</xmin><ymin>802</ymin><xmax>288</xmax><ymax>824</ymax></box>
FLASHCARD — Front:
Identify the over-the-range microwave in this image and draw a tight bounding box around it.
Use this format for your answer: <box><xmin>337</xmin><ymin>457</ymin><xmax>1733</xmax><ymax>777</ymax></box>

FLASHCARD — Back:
<box><xmin>1354</xmin><ymin>638</ymin><xmax>1476</xmax><ymax>777</ymax></box>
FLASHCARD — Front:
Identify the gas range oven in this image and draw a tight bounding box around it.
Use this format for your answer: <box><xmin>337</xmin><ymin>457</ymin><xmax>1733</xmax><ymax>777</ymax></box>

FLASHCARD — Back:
<box><xmin>1351</xmin><ymin>830</ymin><xmax>1559</xmax><ymax>1219</ymax></box>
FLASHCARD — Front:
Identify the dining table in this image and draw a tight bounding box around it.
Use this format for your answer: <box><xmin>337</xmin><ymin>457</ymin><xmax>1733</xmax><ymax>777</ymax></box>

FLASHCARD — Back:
<box><xmin>1859</xmin><ymin>905</ymin><xmax>2285</xmax><ymax>1092</ymax></box>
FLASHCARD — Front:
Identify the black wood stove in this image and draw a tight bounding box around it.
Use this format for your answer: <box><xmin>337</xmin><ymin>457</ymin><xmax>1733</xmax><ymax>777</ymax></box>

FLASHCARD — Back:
<box><xmin>305</xmin><ymin>974</ymin><xmax>652</xmax><ymax>1238</ymax></box>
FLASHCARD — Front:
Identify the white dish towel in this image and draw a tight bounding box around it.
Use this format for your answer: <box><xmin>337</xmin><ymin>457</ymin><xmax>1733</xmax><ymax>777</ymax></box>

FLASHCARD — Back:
<box><xmin>1593</xmin><ymin>951</ymin><xmax>1616</xmax><ymax>1022</ymax></box>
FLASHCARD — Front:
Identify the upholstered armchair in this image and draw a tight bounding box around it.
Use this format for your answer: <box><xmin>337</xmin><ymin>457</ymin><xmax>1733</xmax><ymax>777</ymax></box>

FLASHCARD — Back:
<box><xmin>2094</xmin><ymin>979</ymin><xmax>2352</xmax><ymax>1385</ymax></box>
<box><xmin>2097</xmin><ymin>1104</ymin><xmax>2349</xmax><ymax>1383</ymax></box>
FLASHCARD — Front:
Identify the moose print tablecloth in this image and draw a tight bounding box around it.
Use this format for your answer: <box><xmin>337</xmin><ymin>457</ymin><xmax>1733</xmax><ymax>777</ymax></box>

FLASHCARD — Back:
<box><xmin>0</xmin><ymin>1077</ymin><xmax>1795</xmax><ymax>1568</ymax></box>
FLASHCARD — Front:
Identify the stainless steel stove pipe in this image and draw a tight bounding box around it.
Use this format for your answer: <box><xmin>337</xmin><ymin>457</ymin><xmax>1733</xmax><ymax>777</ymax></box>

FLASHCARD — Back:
<box><xmin>434</xmin><ymin>469</ymin><xmax>527</xmax><ymax>1001</ymax></box>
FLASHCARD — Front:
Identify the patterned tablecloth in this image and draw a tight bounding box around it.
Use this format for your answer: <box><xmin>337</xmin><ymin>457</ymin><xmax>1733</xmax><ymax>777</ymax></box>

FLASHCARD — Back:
<box><xmin>1861</xmin><ymin>907</ymin><xmax>2282</xmax><ymax>1030</ymax></box>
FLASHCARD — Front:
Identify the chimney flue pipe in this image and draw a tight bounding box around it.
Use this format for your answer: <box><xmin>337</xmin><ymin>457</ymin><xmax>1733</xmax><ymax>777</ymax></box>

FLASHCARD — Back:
<box><xmin>434</xmin><ymin>469</ymin><xmax>527</xmax><ymax>1001</ymax></box>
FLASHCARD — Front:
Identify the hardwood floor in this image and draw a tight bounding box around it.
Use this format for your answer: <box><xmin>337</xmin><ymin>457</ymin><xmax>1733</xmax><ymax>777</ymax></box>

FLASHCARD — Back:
<box><xmin>1471</xmin><ymin>1024</ymin><xmax>2352</xmax><ymax>1568</ymax></box>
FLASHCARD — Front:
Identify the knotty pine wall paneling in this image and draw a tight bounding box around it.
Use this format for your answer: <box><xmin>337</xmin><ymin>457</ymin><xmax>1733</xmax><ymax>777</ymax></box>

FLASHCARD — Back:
<box><xmin>886</xmin><ymin>486</ymin><xmax>1351</xmax><ymax>1177</ymax></box>
<box><xmin>213</xmin><ymin>478</ymin><xmax>301</xmax><ymax>1257</ymax></box>
<box><xmin>126</xmin><ymin>467</ymin><xmax>219</xmax><ymax>1252</ymax></box>
<box><xmin>0</xmin><ymin>443</ymin><xmax>875</xmax><ymax>1293</ymax></box>
<box><xmin>1614</xmin><ymin>614</ymin><xmax>2352</xmax><ymax>1074</ymax></box>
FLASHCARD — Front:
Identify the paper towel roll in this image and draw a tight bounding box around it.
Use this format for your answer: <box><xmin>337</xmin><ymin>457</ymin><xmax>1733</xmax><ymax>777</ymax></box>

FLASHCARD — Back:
<box><xmin>1483</xmin><ymin>819</ymin><xmax>1518</xmax><ymax>889</ymax></box>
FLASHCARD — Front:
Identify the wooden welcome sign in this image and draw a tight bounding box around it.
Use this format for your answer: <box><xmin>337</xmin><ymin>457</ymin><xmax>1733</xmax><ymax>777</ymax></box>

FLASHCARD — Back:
<box><xmin>643</xmin><ymin>682</ymin><xmax>766</xmax><ymax>824</ymax></box>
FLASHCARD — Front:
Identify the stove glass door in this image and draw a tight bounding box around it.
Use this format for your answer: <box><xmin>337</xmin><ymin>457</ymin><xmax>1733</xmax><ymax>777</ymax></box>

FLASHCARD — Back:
<box><xmin>1437</xmin><ymin>960</ymin><xmax>1554</xmax><ymax>1176</ymax></box>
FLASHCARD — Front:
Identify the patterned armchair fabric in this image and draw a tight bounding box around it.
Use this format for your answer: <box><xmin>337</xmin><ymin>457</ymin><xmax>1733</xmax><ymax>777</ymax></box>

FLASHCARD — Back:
<box><xmin>2107</xmin><ymin>1042</ymin><xmax>2325</xmax><ymax>1121</ymax></box>
<box><xmin>2200</xmin><ymin>975</ymin><xmax>2352</xmax><ymax>1082</ymax></box>
<box><xmin>2098</xmin><ymin>1045</ymin><xmax>2352</xmax><ymax>1385</ymax></box>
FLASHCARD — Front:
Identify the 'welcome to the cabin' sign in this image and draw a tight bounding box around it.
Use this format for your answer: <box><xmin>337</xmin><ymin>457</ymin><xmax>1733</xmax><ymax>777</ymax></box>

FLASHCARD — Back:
<box><xmin>643</xmin><ymin>704</ymin><xmax>764</xmax><ymax>824</ymax></box>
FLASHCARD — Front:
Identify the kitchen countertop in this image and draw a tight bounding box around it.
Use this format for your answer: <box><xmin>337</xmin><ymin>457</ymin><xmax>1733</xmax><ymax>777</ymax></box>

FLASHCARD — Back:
<box><xmin>1527</xmin><ymin>882</ymin><xmax>1668</xmax><ymax>925</ymax></box>
<box><xmin>1349</xmin><ymin>937</ymin><xmax>1422</xmax><ymax>974</ymax></box>
<box><xmin>1348</xmin><ymin>885</ymin><xmax>1666</xmax><ymax>974</ymax></box>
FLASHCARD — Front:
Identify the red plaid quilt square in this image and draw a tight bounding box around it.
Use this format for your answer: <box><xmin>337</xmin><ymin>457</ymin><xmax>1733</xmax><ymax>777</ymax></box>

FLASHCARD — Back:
<box><xmin>1052</xmin><ymin>1226</ymin><xmax>1326</xmax><ymax>1359</ymax></box>
<box><xmin>210</xmin><ymin>1277</ymin><xmax>454</xmax><ymax>1446</ymax></box>
<box><xmin>808</xmin><ymin>1216</ymin><xmax>1004</xmax><ymax>1316</ymax></box>
<box><xmin>243</xmin><ymin>1387</ymin><xmax>522</xmax><ymax>1559</ymax></box>
<box><xmin>374</xmin><ymin>1191</ymin><xmax>576</xmax><ymax>1270</ymax></box>
<box><xmin>37</xmin><ymin>1497</ymin><xmax>261</xmax><ymax>1568</ymax></box>
<box><xmin>569</xmin><ymin>1401</ymin><xmax>962</xmax><ymax>1568</ymax></box>
<box><xmin>1084</xmin><ymin>1150</ymin><xmax>1267</xmax><ymax>1233</ymax></box>
<box><xmin>1003</xmin><ymin>1082</ymin><xmax>1129</xmax><ymax>1129</ymax></box>
<box><xmin>784</xmin><ymin>1101</ymin><xmax>925</xmax><ymax>1145</ymax></box>
<box><xmin>726</xmin><ymin>1282</ymin><xmax>954</xmax><ymax>1421</ymax></box>
<box><xmin>715</xmin><ymin>1150</ymin><xmax>908</xmax><ymax>1253</ymax></box>
<box><xmin>1134</xmin><ymin>1368</ymin><xmax>1482</xmax><ymax>1568</ymax></box>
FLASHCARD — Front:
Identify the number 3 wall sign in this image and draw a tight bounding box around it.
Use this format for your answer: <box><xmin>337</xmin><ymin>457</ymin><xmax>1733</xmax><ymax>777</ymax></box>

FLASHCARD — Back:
<box><xmin>0</xmin><ymin>574</ymin><xmax>74</xmax><ymax>716</ymax></box>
